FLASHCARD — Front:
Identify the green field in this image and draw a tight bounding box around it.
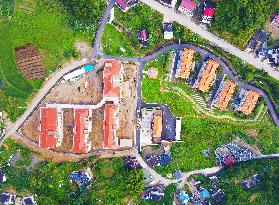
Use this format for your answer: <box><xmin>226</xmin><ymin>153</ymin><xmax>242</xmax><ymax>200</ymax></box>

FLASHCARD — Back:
<box><xmin>102</xmin><ymin>24</ymin><xmax>138</xmax><ymax>57</ymax></box>
<box><xmin>0</xmin><ymin>0</ymin><xmax>93</xmax><ymax>121</ymax></box>
<box><xmin>0</xmin><ymin>139</ymin><xmax>145</xmax><ymax>204</ymax></box>
<box><xmin>211</xmin><ymin>0</ymin><xmax>276</xmax><ymax>49</ymax></box>
<box><xmin>218</xmin><ymin>159</ymin><xmax>279</xmax><ymax>205</ymax></box>
<box><xmin>101</xmin><ymin>3</ymin><xmax>166</xmax><ymax>56</ymax></box>
<box><xmin>142</xmin><ymin>54</ymin><xmax>279</xmax><ymax>175</ymax></box>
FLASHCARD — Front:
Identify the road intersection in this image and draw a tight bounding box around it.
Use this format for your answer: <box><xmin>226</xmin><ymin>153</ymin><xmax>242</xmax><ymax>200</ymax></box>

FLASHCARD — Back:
<box><xmin>1</xmin><ymin>0</ymin><xmax>279</xmax><ymax>193</ymax></box>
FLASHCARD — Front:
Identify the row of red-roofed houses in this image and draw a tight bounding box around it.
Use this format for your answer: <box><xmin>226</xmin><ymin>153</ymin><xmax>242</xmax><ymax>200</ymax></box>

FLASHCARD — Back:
<box><xmin>38</xmin><ymin>60</ymin><xmax>124</xmax><ymax>153</ymax></box>
<box><xmin>158</xmin><ymin>0</ymin><xmax>216</xmax><ymax>24</ymax></box>
<box><xmin>115</xmin><ymin>0</ymin><xmax>216</xmax><ymax>25</ymax></box>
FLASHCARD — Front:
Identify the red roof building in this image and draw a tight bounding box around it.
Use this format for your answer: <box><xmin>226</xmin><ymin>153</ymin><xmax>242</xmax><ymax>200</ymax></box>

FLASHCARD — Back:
<box><xmin>103</xmin><ymin>60</ymin><xmax>122</xmax><ymax>98</ymax></box>
<box><xmin>73</xmin><ymin>109</ymin><xmax>92</xmax><ymax>153</ymax></box>
<box><xmin>224</xmin><ymin>156</ymin><xmax>235</xmax><ymax>167</ymax></box>
<box><xmin>202</xmin><ymin>3</ymin><xmax>215</xmax><ymax>24</ymax></box>
<box><xmin>116</xmin><ymin>0</ymin><xmax>129</xmax><ymax>11</ymax></box>
<box><xmin>178</xmin><ymin>0</ymin><xmax>196</xmax><ymax>16</ymax></box>
<box><xmin>39</xmin><ymin>108</ymin><xmax>58</xmax><ymax>149</ymax></box>
<box><xmin>103</xmin><ymin>104</ymin><xmax>119</xmax><ymax>149</ymax></box>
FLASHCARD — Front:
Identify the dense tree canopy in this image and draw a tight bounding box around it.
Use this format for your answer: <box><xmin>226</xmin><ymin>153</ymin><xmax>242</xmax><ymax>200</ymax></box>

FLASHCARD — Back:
<box><xmin>60</xmin><ymin>0</ymin><xmax>106</xmax><ymax>32</ymax></box>
<box><xmin>212</xmin><ymin>0</ymin><xmax>273</xmax><ymax>48</ymax></box>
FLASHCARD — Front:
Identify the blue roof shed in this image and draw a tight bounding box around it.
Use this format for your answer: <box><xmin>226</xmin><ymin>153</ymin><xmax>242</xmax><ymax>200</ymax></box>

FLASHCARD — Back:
<box><xmin>201</xmin><ymin>189</ymin><xmax>210</xmax><ymax>199</ymax></box>
<box><xmin>84</xmin><ymin>64</ymin><xmax>94</xmax><ymax>73</ymax></box>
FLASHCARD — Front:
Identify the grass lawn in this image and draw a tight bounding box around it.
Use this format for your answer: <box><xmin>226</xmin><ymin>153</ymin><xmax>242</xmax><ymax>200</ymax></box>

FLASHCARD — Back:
<box><xmin>0</xmin><ymin>0</ymin><xmax>91</xmax><ymax>121</ymax></box>
<box><xmin>0</xmin><ymin>139</ymin><xmax>145</xmax><ymax>204</ymax></box>
<box><xmin>101</xmin><ymin>24</ymin><xmax>139</xmax><ymax>57</ymax></box>
<box><xmin>142</xmin><ymin>54</ymin><xmax>279</xmax><ymax>175</ymax></box>
<box><xmin>111</xmin><ymin>3</ymin><xmax>166</xmax><ymax>55</ymax></box>
<box><xmin>217</xmin><ymin>159</ymin><xmax>279</xmax><ymax>205</ymax></box>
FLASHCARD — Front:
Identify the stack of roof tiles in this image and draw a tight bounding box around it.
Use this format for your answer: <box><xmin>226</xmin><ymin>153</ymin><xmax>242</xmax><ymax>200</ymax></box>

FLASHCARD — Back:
<box><xmin>178</xmin><ymin>48</ymin><xmax>194</xmax><ymax>79</ymax></box>
<box><xmin>214</xmin><ymin>80</ymin><xmax>237</xmax><ymax>110</ymax></box>
<box><xmin>195</xmin><ymin>60</ymin><xmax>219</xmax><ymax>92</ymax></box>
<box><xmin>238</xmin><ymin>91</ymin><xmax>260</xmax><ymax>115</ymax></box>
<box><xmin>15</xmin><ymin>44</ymin><xmax>45</xmax><ymax>79</ymax></box>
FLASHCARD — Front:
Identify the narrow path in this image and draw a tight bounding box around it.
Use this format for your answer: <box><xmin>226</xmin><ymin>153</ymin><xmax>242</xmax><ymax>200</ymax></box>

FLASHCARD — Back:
<box><xmin>139</xmin><ymin>0</ymin><xmax>279</xmax><ymax>80</ymax></box>
<box><xmin>91</xmin><ymin>0</ymin><xmax>116</xmax><ymax>58</ymax></box>
<box><xmin>133</xmin><ymin>150</ymin><xmax>177</xmax><ymax>186</ymax></box>
<box><xmin>139</xmin><ymin>43</ymin><xmax>279</xmax><ymax>126</ymax></box>
<box><xmin>2</xmin><ymin>59</ymin><xmax>89</xmax><ymax>145</ymax></box>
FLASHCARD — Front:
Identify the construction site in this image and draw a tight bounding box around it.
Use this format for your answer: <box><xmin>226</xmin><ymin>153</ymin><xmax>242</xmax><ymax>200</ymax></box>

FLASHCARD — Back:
<box><xmin>21</xmin><ymin>60</ymin><xmax>138</xmax><ymax>154</ymax></box>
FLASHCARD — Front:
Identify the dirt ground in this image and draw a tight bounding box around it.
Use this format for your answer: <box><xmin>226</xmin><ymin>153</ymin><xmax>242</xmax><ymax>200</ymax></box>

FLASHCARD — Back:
<box><xmin>245</xmin><ymin>129</ymin><xmax>258</xmax><ymax>137</ymax></box>
<box><xmin>47</xmin><ymin>69</ymin><xmax>103</xmax><ymax>105</ymax></box>
<box><xmin>91</xmin><ymin>107</ymin><xmax>104</xmax><ymax>149</ymax></box>
<box><xmin>265</xmin><ymin>20</ymin><xmax>279</xmax><ymax>40</ymax></box>
<box><xmin>21</xmin><ymin>65</ymin><xmax>104</xmax><ymax>146</ymax></box>
<box><xmin>21</xmin><ymin>110</ymin><xmax>40</xmax><ymax>142</ymax></box>
<box><xmin>117</xmin><ymin>64</ymin><xmax>137</xmax><ymax>143</ymax></box>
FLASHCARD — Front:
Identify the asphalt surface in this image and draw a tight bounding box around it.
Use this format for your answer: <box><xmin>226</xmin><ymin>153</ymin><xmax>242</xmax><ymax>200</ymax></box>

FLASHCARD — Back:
<box><xmin>141</xmin><ymin>103</ymin><xmax>177</xmax><ymax>141</ymax></box>
<box><xmin>3</xmin><ymin>0</ymin><xmax>279</xmax><ymax>153</ymax></box>
<box><xmin>90</xmin><ymin>0</ymin><xmax>116</xmax><ymax>58</ymax></box>
<box><xmin>140</xmin><ymin>43</ymin><xmax>279</xmax><ymax>126</ymax></box>
<box><xmin>139</xmin><ymin>0</ymin><xmax>279</xmax><ymax>80</ymax></box>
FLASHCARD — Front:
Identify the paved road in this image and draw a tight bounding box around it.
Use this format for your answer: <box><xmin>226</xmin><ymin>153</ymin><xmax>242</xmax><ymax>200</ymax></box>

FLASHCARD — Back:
<box><xmin>139</xmin><ymin>0</ymin><xmax>279</xmax><ymax>80</ymax></box>
<box><xmin>90</xmin><ymin>0</ymin><xmax>116</xmax><ymax>58</ymax></box>
<box><xmin>141</xmin><ymin>43</ymin><xmax>279</xmax><ymax>126</ymax></box>
<box><xmin>134</xmin><ymin>150</ymin><xmax>177</xmax><ymax>186</ymax></box>
<box><xmin>2</xmin><ymin>58</ymin><xmax>89</xmax><ymax>145</ymax></box>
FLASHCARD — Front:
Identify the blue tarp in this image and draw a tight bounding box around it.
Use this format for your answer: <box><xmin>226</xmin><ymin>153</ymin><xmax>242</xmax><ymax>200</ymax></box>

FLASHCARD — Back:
<box><xmin>84</xmin><ymin>64</ymin><xmax>94</xmax><ymax>73</ymax></box>
<box><xmin>160</xmin><ymin>154</ymin><xmax>172</xmax><ymax>165</ymax></box>
<box><xmin>70</xmin><ymin>171</ymin><xmax>91</xmax><ymax>186</ymax></box>
<box><xmin>201</xmin><ymin>189</ymin><xmax>210</xmax><ymax>199</ymax></box>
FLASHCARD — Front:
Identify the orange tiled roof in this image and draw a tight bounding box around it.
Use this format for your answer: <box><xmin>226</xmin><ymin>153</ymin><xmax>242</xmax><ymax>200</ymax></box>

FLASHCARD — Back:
<box><xmin>148</xmin><ymin>67</ymin><xmax>159</xmax><ymax>79</ymax></box>
<box><xmin>103</xmin><ymin>104</ymin><xmax>118</xmax><ymax>149</ymax></box>
<box><xmin>239</xmin><ymin>91</ymin><xmax>260</xmax><ymax>115</ymax></box>
<box><xmin>196</xmin><ymin>60</ymin><xmax>219</xmax><ymax>92</ymax></box>
<box><xmin>179</xmin><ymin>48</ymin><xmax>194</xmax><ymax>78</ymax></box>
<box><xmin>73</xmin><ymin>109</ymin><xmax>92</xmax><ymax>153</ymax></box>
<box><xmin>103</xmin><ymin>60</ymin><xmax>121</xmax><ymax>98</ymax></box>
<box><xmin>40</xmin><ymin>108</ymin><xmax>57</xmax><ymax>148</ymax></box>
<box><xmin>153</xmin><ymin>115</ymin><xmax>162</xmax><ymax>139</ymax></box>
<box><xmin>215</xmin><ymin>80</ymin><xmax>237</xmax><ymax>110</ymax></box>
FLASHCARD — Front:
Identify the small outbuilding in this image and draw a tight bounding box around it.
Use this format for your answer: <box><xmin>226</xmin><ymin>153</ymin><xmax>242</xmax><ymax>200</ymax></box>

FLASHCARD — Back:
<box><xmin>22</xmin><ymin>195</ymin><xmax>37</xmax><ymax>205</ymax></box>
<box><xmin>0</xmin><ymin>193</ymin><xmax>16</xmax><ymax>205</ymax></box>
<box><xmin>163</xmin><ymin>23</ymin><xmax>174</xmax><ymax>40</ymax></box>
<box><xmin>138</xmin><ymin>29</ymin><xmax>148</xmax><ymax>47</ymax></box>
<box><xmin>211</xmin><ymin>189</ymin><xmax>225</xmax><ymax>204</ymax></box>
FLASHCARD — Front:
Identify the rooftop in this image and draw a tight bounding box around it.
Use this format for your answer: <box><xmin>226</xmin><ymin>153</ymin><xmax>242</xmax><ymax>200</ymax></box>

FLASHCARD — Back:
<box><xmin>177</xmin><ymin>48</ymin><xmax>194</xmax><ymax>79</ymax></box>
<box><xmin>103</xmin><ymin>104</ymin><xmax>118</xmax><ymax>149</ymax></box>
<box><xmin>180</xmin><ymin>0</ymin><xmax>196</xmax><ymax>11</ymax></box>
<box><xmin>73</xmin><ymin>109</ymin><xmax>92</xmax><ymax>153</ymax></box>
<box><xmin>70</xmin><ymin>171</ymin><xmax>92</xmax><ymax>187</ymax></box>
<box><xmin>195</xmin><ymin>60</ymin><xmax>219</xmax><ymax>92</ymax></box>
<box><xmin>214</xmin><ymin>80</ymin><xmax>237</xmax><ymax>110</ymax></box>
<box><xmin>103</xmin><ymin>60</ymin><xmax>122</xmax><ymax>98</ymax></box>
<box><xmin>238</xmin><ymin>90</ymin><xmax>260</xmax><ymax>115</ymax></box>
<box><xmin>39</xmin><ymin>108</ymin><xmax>58</xmax><ymax>149</ymax></box>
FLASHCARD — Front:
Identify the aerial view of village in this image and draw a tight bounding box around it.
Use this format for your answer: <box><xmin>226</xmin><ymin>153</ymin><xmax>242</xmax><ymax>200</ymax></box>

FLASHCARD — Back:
<box><xmin>0</xmin><ymin>0</ymin><xmax>278</xmax><ymax>204</ymax></box>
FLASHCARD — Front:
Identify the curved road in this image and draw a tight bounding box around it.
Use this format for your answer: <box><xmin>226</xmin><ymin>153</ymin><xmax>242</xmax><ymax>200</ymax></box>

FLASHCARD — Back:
<box><xmin>139</xmin><ymin>43</ymin><xmax>279</xmax><ymax>126</ymax></box>
<box><xmin>139</xmin><ymin>0</ymin><xmax>279</xmax><ymax>80</ymax></box>
<box><xmin>91</xmin><ymin>0</ymin><xmax>116</xmax><ymax>58</ymax></box>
